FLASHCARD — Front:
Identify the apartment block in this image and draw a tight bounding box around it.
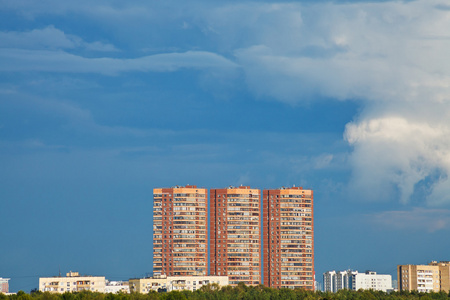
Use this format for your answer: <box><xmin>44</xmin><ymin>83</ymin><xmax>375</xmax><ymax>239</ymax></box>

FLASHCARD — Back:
<box><xmin>39</xmin><ymin>272</ymin><xmax>105</xmax><ymax>293</ymax></box>
<box><xmin>129</xmin><ymin>275</ymin><xmax>228</xmax><ymax>293</ymax></box>
<box><xmin>210</xmin><ymin>186</ymin><xmax>261</xmax><ymax>286</ymax></box>
<box><xmin>263</xmin><ymin>187</ymin><xmax>314</xmax><ymax>290</ymax></box>
<box><xmin>105</xmin><ymin>281</ymin><xmax>130</xmax><ymax>294</ymax></box>
<box><xmin>398</xmin><ymin>261</ymin><xmax>450</xmax><ymax>292</ymax></box>
<box><xmin>324</xmin><ymin>270</ymin><xmax>350</xmax><ymax>292</ymax></box>
<box><xmin>0</xmin><ymin>278</ymin><xmax>9</xmax><ymax>294</ymax></box>
<box><xmin>324</xmin><ymin>270</ymin><xmax>391</xmax><ymax>292</ymax></box>
<box><xmin>323</xmin><ymin>271</ymin><xmax>336</xmax><ymax>292</ymax></box>
<box><xmin>335</xmin><ymin>270</ymin><xmax>353</xmax><ymax>291</ymax></box>
<box><xmin>153</xmin><ymin>185</ymin><xmax>208</xmax><ymax>276</ymax></box>
<box><xmin>353</xmin><ymin>271</ymin><xmax>392</xmax><ymax>292</ymax></box>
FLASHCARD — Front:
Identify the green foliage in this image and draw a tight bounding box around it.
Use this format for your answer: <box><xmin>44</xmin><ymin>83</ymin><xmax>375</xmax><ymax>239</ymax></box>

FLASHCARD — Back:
<box><xmin>4</xmin><ymin>285</ymin><xmax>450</xmax><ymax>300</ymax></box>
<box><xmin>159</xmin><ymin>291</ymin><xmax>186</xmax><ymax>300</ymax></box>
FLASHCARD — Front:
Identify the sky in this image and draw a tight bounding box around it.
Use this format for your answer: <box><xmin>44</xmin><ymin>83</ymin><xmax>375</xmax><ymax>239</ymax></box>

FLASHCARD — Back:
<box><xmin>1</xmin><ymin>0</ymin><xmax>450</xmax><ymax>293</ymax></box>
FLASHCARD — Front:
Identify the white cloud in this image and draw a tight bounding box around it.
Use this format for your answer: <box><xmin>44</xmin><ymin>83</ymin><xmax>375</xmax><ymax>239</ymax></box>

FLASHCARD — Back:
<box><xmin>203</xmin><ymin>0</ymin><xmax>450</xmax><ymax>205</ymax></box>
<box><xmin>369</xmin><ymin>208</ymin><xmax>450</xmax><ymax>232</ymax></box>
<box><xmin>0</xmin><ymin>49</ymin><xmax>237</xmax><ymax>74</ymax></box>
<box><xmin>225</xmin><ymin>1</ymin><xmax>450</xmax><ymax>104</ymax></box>
<box><xmin>0</xmin><ymin>26</ymin><xmax>75</xmax><ymax>49</ymax></box>
<box><xmin>0</xmin><ymin>21</ymin><xmax>236</xmax><ymax>74</ymax></box>
<box><xmin>0</xmin><ymin>26</ymin><xmax>118</xmax><ymax>51</ymax></box>
<box><xmin>345</xmin><ymin>116</ymin><xmax>450</xmax><ymax>204</ymax></box>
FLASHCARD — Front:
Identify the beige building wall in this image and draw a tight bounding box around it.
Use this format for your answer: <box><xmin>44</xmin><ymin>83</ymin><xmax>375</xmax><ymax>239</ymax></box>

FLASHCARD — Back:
<box><xmin>129</xmin><ymin>277</ymin><xmax>167</xmax><ymax>293</ymax></box>
<box><xmin>129</xmin><ymin>275</ymin><xmax>228</xmax><ymax>293</ymax></box>
<box><xmin>39</xmin><ymin>272</ymin><xmax>106</xmax><ymax>293</ymax></box>
<box><xmin>440</xmin><ymin>264</ymin><xmax>450</xmax><ymax>292</ymax></box>
<box><xmin>431</xmin><ymin>261</ymin><xmax>450</xmax><ymax>292</ymax></box>
<box><xmin>398</xmin><ymin>263</ymin><xmax>445</xmax><ymax>292</ymax></box>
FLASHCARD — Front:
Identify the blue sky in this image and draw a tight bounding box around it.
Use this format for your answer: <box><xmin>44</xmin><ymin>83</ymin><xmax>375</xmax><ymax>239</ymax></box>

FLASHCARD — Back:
<box><xmin>2</xmin><ymin>0</ymin><xmax>450</xmax><ymax>292</ymax></box>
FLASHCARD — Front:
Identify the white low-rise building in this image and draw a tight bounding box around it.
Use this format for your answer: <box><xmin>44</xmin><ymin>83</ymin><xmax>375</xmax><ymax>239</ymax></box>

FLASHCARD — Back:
<box><xmin>129</xmin><ymin>275</ymin><xmax>228</xmax><ymax>293</ymax></box>
<box><xmin>105</xmin><ymin>281</ymin><xmax>129</xmax><ymax>294</ymax></box>
<box><xmin>353</xmin><ymin>271</ymin><xmax>392</xmax><ymax>292</ymax></box>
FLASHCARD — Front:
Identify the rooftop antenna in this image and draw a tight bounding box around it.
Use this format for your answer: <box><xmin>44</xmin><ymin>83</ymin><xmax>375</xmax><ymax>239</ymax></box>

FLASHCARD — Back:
<box><xmin>59</xmin><ymin>264</ymin><xmax>61</xmax><ymax>277</ymax></box>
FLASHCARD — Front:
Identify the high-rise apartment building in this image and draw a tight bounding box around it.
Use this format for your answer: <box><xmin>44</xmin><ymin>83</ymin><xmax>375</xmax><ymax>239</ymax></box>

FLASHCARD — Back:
<box><xmin>398</xmin><ymin>261</ymin><xmax>450</xmax><ymax>292</ymax></box>
<box><xmin>153</xmin><ymin>185</ymin><xmax>208</xmax><ymax>276</ymax></box>
<box><xmin>263</xmin><ymin>187</ymin><xmax>314</xmax><ymax>290</ymax></box>
<box><xmin>210</xmin><ymin>186</ymin><xmax>261</xmax><ymax>286</ymax></box>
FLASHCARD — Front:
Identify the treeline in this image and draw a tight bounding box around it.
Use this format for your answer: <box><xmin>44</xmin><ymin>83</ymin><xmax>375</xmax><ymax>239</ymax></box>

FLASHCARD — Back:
<box><xmin>3</xmin><ymin>284</ymin><xmax>450</xmax><ymax>300</ymax></box>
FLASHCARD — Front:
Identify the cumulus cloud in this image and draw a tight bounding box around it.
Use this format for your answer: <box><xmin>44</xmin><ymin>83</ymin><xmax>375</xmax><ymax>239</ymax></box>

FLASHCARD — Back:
<box><xmin>345</xmin><ymin>116</ymin><xmax>450</xmax><ymax>204</ymax></box>
<box><xmin>202</xmin><ymin>0</ymin><xmax>450</xmax><ymax>205</ymax></box>
<box><xmin>369</xmin><ymin>208</ymin><xmax>450</xmax><ymax>232</ymax></box>
<box><xmin>216</xmin><ymin>1</ymin><xmax>450</xmax><ymax>105</ymax></box>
